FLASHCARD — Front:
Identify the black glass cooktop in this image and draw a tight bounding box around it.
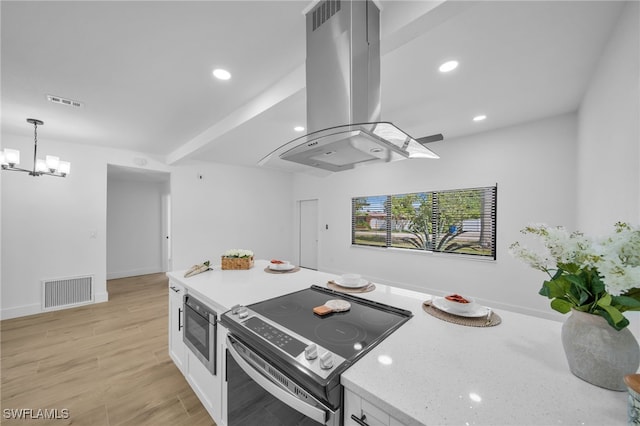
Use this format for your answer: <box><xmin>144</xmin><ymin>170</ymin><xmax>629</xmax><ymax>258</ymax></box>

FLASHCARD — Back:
<box><xmin>248</xmin><ymin>285</ymin><xmax>412</xmax><ymax>360</ymax></box>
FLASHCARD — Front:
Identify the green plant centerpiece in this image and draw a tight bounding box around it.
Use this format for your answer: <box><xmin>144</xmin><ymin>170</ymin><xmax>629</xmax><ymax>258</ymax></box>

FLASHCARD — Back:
<box><xmin>510</xmin><ymin>222</ymin><xmax>640</xmax><ymax>330</ymax></box>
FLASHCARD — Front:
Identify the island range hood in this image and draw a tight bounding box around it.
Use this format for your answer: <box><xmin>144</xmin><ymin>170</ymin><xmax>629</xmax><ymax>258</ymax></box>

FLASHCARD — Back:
<box><xmin>259</xmin><ymin>0</ymin><xmax>439</xmax><ymax>173</ymax></box>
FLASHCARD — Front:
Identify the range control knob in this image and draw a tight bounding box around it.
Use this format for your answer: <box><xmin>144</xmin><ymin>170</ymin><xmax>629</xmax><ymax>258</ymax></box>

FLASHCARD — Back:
<box><xmin>319</xmin><ymin>351</ymin><xmax>334</xmax><ymax>370</ymax></box>
<box><xmin>230</xmin><ymin>304</ymin><xmax>241</xmax><ymax>315</ymax></box>
<box><xmin>238</xmin><ymin>308</ymin><xmax>249</xmax><ymax>319</ymax></box>
<box><xmin>304</xmin><ymin>344</ymin><xmax>318</xmax><ymax>360</ymax></box>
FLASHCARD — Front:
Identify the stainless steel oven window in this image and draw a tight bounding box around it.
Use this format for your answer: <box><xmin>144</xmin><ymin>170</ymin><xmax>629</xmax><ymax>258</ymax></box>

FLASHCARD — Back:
<box><xmin>184</xmin><ymin>306</ymin><xmax>210</xmax><ymax>358</ymax></box>
<box><xmin>225</xmin><ymin>335</ymin><xmax>339</xmax><ymax>426</ymax></box>
<box><xmin>183</xmin><ymin>295</ymin><xmax>217</xmax><ymax>375</ymax></box>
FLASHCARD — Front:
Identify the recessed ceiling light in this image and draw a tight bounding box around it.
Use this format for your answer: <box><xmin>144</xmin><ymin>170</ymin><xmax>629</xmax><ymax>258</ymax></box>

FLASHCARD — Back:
<box><xmin>439</xmin><ymin>60</ymin><xmax>459</xmax><ymax>73</ymax></box>
<box><xmin>212</xmin><ymin>68</ymin><xmax>231</xmax><ymax>80</ymax></box>
<box><xmin>294</xmin><ymin>126</ymin><xmax>305</xmax><ymax>132</ymax></box>
<box><xmin>473</xmin><ymin>115</ymin><xmax>487</xmax><ymax>122</ymax></box>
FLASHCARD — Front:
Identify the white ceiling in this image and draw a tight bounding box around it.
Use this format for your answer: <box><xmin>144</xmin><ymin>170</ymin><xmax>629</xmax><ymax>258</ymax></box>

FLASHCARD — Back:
<box><xmin>1</xmin><ymin>1</ymin><xmax>626</xmax><ymax>173</ymax></box>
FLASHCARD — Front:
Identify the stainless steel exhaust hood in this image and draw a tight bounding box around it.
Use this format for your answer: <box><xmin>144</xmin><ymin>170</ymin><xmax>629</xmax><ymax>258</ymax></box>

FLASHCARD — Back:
<box><xmin>259</xmin><ymin>0</ymin><xmax>439</xmax><ymax>173</ymax></box>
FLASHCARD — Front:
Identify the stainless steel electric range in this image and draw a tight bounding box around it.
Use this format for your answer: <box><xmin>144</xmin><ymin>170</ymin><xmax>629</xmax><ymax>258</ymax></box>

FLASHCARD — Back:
<box><xmin>220</xmin><ymin>285</ymin><xmax>412</xmax><ymax>426</ymax></box>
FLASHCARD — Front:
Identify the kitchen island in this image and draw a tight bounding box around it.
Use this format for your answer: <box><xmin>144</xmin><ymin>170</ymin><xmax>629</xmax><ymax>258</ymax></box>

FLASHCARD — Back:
<box><xmin>167</xmin><ymin>259</ymin><xmax>629</xmax><ymax>425</ymax></box>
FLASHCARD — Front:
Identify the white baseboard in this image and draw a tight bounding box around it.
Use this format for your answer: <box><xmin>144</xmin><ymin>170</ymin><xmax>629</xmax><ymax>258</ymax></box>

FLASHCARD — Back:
<box><xmin>0</xmin><ymin>303</ymin><xmax>42</xmax><ymax>320</ymax></box>
<box><xmin>95</xmin><ymin>291</ymin><xmax>109</xmax><ymax>304</ymax></box>
<box><xmin>1</xmin><ymin>293</ymin><xmax>110</xmax><ymax>320</ymax></box>
<box><xmin>107</xmin><ymin>267</ymin><xmax>163</xmax><ymax>280</ymax></box>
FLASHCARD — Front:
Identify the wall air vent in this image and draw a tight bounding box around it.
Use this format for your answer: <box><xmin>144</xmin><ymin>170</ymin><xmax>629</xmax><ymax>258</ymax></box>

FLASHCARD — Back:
<box><xmin>47</xmin><ymin>94</ymin><xmax>84</xmax><ymax>108</ymax></box>
<box><xmin>312</xmin><ymin>0</ymin><xmax>341</xmax><ymax>31</ymax></box>
<box><xmin>42</xmin><ymin>275</ymin><xmax>94</xmax><ymax>311</ymax></box>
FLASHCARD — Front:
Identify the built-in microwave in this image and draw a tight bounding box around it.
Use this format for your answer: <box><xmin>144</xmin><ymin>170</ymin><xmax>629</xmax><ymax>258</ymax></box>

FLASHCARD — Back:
<box><xmin>183</xmin><ymin>294</ymin><xmax>217</xmax><ymax>375</ymax></box>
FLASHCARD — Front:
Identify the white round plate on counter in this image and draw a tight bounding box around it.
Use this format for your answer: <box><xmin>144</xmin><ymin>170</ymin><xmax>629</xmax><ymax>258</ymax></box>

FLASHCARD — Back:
<box><xmin>333</xmin><ymin>277</ymin><xmax>369</xmax><ymax>288</ymax></box>
<box><xmin>269</xmin><ymin>263</ymin><xmax>295</xmax><ymax>271</ymax></box>
<box><xmin>431</xmin><ymin>297</ymin><xmax>489</xmax><ymax>318</ymax></box>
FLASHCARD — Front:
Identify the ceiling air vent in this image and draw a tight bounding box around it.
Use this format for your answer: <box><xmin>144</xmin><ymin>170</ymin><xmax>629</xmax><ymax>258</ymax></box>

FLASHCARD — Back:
<box><xmin>312</xmin><ymin>0</ymin><xmax>341</xmax><ymax>31</ymax></box>
<box><xmin>47</xmin><ymin>94</ymin><xmax>84</xmax><ymax>108</ymax></box>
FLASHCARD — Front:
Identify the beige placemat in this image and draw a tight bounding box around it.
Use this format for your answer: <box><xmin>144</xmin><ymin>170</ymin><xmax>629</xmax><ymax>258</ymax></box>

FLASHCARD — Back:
<box><xmin>263</xmin><ymin>266</ymin><xmax>301</xmax><ymax>274</ymax></box>
<box><xmin>422</xmin><ymin>300</ymin><xmax>501</xmax><ymax>327</ymax></box>
<box><xmin>327</xmin><ymin>280</ymin><xmax>376</xmax><ymax>293</ymax></box>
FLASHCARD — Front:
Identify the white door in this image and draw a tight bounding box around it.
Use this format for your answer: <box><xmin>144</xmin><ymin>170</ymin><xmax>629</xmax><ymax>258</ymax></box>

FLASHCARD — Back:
<box><xmin>299</xmin><ymin>199</ymin><xmax>318</xmax><ymax>270</ymax></box>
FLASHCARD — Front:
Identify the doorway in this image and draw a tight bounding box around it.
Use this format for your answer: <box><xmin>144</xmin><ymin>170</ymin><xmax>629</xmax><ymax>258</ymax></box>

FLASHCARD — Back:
<box><xmin>298</xmin><ymin>199</ymin><xmax>318</xmax><ymax>270</ymax></box>
<box><xmin>106</xmin><ymin>165</ymin><xmax>171</xmax><ymax>279</ymax></box>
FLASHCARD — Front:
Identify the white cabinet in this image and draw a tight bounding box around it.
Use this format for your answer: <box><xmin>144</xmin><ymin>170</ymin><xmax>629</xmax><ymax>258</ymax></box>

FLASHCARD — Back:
<box><xmin>186</xmin><ymin>348</ymin><xmax>222</xmax><ymax>422</ymax></box>
<box><xmin>168</xmin><ymin>281</ymin><xmax>186</xmax><ymax>373</ymax></box>
<box><xmin>167</xmin><ymin>281</ymin><xmax>226</xmax><ymax>425</ymax></box>
<box><xmin>344</xmin><ymin>388</ymin><xmax>407</xmax><ymax>426</ymax></box>
<box><xmin>185</xmin><ymin>323</ymin><xmax>225</xmax><ymax>424</ymax></box>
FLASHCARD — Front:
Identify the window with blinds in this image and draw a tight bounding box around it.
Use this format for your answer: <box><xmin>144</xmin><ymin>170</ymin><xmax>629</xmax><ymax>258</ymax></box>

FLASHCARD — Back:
<box><xmin>352</xmin><ymin>185</ymin><xmax>497</xmax><ymax>259</ymax></box>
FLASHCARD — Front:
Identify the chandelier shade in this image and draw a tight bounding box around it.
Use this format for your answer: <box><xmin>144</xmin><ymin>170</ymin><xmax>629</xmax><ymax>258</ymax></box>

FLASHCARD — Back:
<box><xmin>1</xmin><ymin>118</ymin><xmax>70</xmax><ymax>177</ymax></box>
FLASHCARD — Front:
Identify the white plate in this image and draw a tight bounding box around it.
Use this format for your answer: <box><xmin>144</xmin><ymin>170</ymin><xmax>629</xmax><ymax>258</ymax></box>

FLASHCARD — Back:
<box><xmin>333</xmin><ymin>277</ymin><xmax>369</xmax><ymax>288</ymax></box>
<box><xmin>325</xmin><ymin>299</ymin><xmax>351</xmax><ymax>312</ymax></box>
<box><xmin>269</xmin><ymin>263</ymin><xmax>295</xmax><ymax>271</ymax></box>
<box><xmin>431</xmin><ymin>297</ymin><xmax>489</xmax><ymax>318</ymax></box>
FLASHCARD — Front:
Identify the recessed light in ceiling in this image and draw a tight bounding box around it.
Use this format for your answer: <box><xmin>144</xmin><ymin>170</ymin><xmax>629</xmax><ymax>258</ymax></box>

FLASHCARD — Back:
<box><xmin>473</xmin><ymin>115</ymin><xmax>487</xmax><ymax>122</ymax></box>
<box><xmin>294</xmin><ymin>126</ymin><xmax>305</xmax><ymax>132</ymax></box>
<box><xmin>438</xmin><ymin>60</ymin><xmax>459</xmax><ymax>73</ymax></box>
<box><xmin>212</xmin><ymin>68</ymin><xmax>231</xmax><ymax>80</ymax></box>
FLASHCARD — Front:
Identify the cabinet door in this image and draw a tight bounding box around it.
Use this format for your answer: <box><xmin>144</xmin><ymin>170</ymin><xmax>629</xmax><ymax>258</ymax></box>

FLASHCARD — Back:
<box><xmin>168</xmin><ymin>282</ymin><xmax>186</xmax><ymax>373</ymax></box>
<box><xmin>185</xmin><ymin>325</ymin><xmax>223</xmax><ymax>423</ymax></box>
<box><xmin>344</xmin><ymin>388</ymin><xmax>407</xmax><ymax>426</ymax></box>
<box><xmin>359</xmin><ymin>399</ymin><xmax>389</xmax><ymax>426</ymax></box>
<box><xmin>344</xmin><ymin>388</ymin><xmax>363</xmax><ymax>426</ymax></box>
<box><xmin>345</xmin><ymin>388</ymin><xmax>393</xmax><ymax>426</ymax></box>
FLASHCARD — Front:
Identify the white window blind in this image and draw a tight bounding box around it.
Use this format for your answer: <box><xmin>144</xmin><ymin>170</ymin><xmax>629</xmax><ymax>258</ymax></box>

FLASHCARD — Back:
<box><xmin>352</xmin><ymin>185</ymin><xmax>497</xmax><ymax>259</ymax></box>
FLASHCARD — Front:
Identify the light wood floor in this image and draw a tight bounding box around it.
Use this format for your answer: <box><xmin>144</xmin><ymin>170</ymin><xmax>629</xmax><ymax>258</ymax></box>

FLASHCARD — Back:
<box><xmin>1</xmin><ymin>273</ymin><xmax>215</xmax><ymax>426</ymax></box>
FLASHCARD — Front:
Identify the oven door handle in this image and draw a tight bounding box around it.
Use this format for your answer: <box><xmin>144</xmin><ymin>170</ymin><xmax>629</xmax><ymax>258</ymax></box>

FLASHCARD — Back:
<box><xmin>226</xmin><ymin>335</ymin><xmax>329</xmax><ymax>424</ymax></box>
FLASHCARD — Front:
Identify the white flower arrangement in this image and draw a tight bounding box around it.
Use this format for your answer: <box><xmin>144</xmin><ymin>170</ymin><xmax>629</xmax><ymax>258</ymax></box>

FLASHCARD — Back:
<box><xmin>510</xmin><ymin>222</ymin><xmax>640</xmax><ymax>330</ymax></box>
<box><xmin>223</xmin><ymin>249</ymin><xmax>254</xmax><ymax>258</ymax></box>
<box><xmin>594</xmin><ymin>223</ymin><xmax>640</xmax><ymax>296</ymax></box>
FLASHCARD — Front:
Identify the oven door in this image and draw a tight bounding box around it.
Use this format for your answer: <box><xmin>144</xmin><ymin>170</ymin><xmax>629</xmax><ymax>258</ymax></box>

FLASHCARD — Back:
<box><xmin>225</xmin><ymin>334</ymin><xmax>339</xmax><ymax>426</ymax></box>
<box><xmin>183</xmin><ymin>296</ymin><xmax>217</xmax><ymax>375</ymax></box>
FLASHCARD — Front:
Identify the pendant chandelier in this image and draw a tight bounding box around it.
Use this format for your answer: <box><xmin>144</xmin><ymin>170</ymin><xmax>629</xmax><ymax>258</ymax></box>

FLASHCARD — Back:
<box><xmin>1</xmin><ymin>118</ymin><xmax>70</xmax><ymax>177</ymax></box>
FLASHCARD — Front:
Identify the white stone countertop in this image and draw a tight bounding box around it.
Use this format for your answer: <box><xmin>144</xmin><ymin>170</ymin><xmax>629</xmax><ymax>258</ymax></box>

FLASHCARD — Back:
<box><xmin>167</xmin><ymin>260</ymin><xmax>629</xmax><ymax>425</ymax></box>
<box><xmin>167</xmin><ymin>259</ymin><xmax>338</xmax><ymax>312</ymax></box>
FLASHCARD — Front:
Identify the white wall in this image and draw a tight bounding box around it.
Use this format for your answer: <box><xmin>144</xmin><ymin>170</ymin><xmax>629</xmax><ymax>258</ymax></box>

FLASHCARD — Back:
<box><xmin>577</xmin><ymin>0</ymin><xmax>639</xmax><ymax>232</ymax></box>
<box><xmin>289</xmin><ymin>2</ymin><xmax>640</xmax><ymax>333</ymax></box>
<box><xmin>170</xmin><ymin>162</ymin><xmax>294</xmax><ymax>271</ymax></box>
<box><xmin>2</xmin><ymin>2</ymin><xmax>637</xmax><ymax>329</ymax></box>
<box><xmin>0</xmin><ymin>135</ymin><xmax>172</xmax><ymax>319</ymax></box>
<box><xmin>106</xmin><ymin>177</ymin><xmax>165</xmax><ymax>279</ymax></box>
<box><xmin>576</xmin><ymin>0</ymin><xmax>640</xmax><ymax>338</ymax></box>
<box><xmin>1</xmin><ymin>133</ymin><xmax>295</xmax><ymax>319</ymax></box>
<box><xmin>292</xmin><ymin>113</ymin><xmax>578</xmax><ymax>319</ymax></box>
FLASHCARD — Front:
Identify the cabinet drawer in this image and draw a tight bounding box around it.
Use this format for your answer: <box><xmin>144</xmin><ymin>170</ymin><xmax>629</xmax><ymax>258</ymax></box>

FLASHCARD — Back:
<box><xmin>344</xmin><ymin>388</ymin><xmax>407</xmax><ymax>426</ymax></box>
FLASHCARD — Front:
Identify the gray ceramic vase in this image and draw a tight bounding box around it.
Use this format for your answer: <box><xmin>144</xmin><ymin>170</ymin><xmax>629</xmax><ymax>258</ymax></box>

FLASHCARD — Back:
<box><xmin>561</xmin><ymin>309</ymin><xmax>640</xmax><ymax>391</ymax></box>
